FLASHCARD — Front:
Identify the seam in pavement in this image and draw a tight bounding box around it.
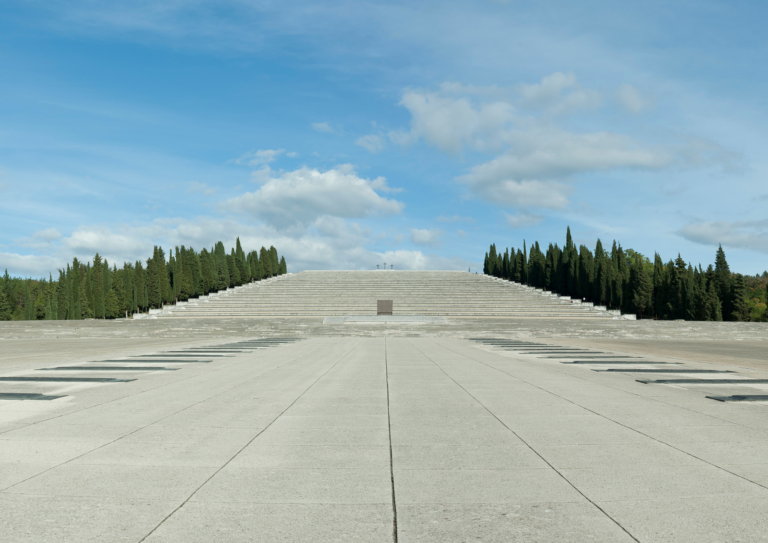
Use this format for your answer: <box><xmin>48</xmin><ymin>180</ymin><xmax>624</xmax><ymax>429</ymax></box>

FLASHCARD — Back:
<box><xmin>384</xmin><ymin>337</ymin><xmax>399</xmax><ymax>543</ymax></box>
<box><xmin>451</xmin><ymin>340</ymin><xmax>768</xmax><ymax>495</ymax></box>
<box><xmin>0</xmin><ymin>339</ymin><xmax>336</xmax><ymax>493</ymax></box>
<box><xmin>475</xmin><ymin>342</ymin><xmax>768</xmax><ymax>432</ymax></box>
<box><xmin>408</xmin><ymin>339</ymin><xmax>641</xmax><ymax>543</ymax></box>
<box><xmin>137</xmin><ymin>338</ymin><xmax>363</xmax><ymax>542</ymax></box>
<box><xmin>0</xmin><ymin>338</ymin><xmax>311</xmax><ymax>438</ymax></box>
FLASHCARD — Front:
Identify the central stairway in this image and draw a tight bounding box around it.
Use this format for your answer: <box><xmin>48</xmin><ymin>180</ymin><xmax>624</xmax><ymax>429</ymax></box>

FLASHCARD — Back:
<box><xmin>155</xmin><ymin>270</ymin><xmax>633</xmax><ymax>319</ymax></box>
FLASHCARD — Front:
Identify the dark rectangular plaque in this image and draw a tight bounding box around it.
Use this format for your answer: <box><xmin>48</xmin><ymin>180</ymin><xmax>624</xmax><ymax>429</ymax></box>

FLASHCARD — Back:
<box><xmin>0</xmin><ymin>377</ymin><xmax>134</xmax><ymax>383</ymax></box>
<box><xmin>97</xmin><ymin>359</ymin><xmax>211</xmax><ymax>363</ymax></box>
<box><xmin>707</xmin><ymin>395</ymin><xmax>768</xmax><ymax>402</ymax></box>
<box><xmin>39</xmin><ymin>366</ymin><xmax>177</xmax><ymax>371</ymax></box>
<box><xmin>563</xmin><ymin>361</ymin><xmax>679</xmax><ymax>365</ymax></box>
<box><xmin>638</xmin><ymin>379</ymin><xmax>768</xmax><ymax>384</ymax></box>
<box><xmin>377</xmin><ymin>300</ymin><xmax>393</xmax><ymax>315</ymax></box>
<box><xmin>595</xmin><ymin>369</ymin><xmax>733</xmax><ymax>373</ymax></box>
<box><xmin>0</xmin><ymin>393</ymin><xmax>65</xmax><ymax>400</ymax></box>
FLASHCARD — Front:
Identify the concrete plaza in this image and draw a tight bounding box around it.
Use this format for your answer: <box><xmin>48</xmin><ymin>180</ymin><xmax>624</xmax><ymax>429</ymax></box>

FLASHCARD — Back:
<box><xmin>1</xmin><ymin>320</ymin><xmax>768</xmax><ymax>541</ymax></box>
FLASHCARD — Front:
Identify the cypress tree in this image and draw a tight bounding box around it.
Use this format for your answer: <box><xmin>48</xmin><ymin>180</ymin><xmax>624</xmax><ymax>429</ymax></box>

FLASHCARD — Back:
<box><xmin>279</xmin><ymin>256</ymin><xmax>287</xmax><ymax>274</ymax></box>
<box><xmin>23</xmin><ymin>281</ymin><xmax>34</xmax><ymax>320</ymax></box>
<box><xmin>146</xmin><ymin>257</ymin><xmax>161</xmax><ymax>309</ymax></box>
<box><xmin>49</xmin><ymin>273</ymin><xmax>58</xmax><ymax>320</ymax></box>
<box><xmin>269</xmin><ymin>246</ymin><xmax>279</xmax><ymax>277</ymax></box>
<box><xmin>714</xmin><ymin>245</ymin><xmax>732</xmax><ymax>320</ymax></box>
<box><xmin>227</xmin><ymin>252</ymin><xmax>240</xmax><ymax>287</ymax></box>
<box><xmin>730</xmin><ymin>274</ymin><xmax>750</xmax><ymax>321</ymax></box>
<box><xmin>92</xmin><ymin>254</ymin><xmax>104</xmax><ymax>319</ymax></box>
<box><xmin>68</xmin><ymin>263</ymin><xmax>78</xmax><ymax>319</ymax></box>
<box><xmin>0</xmin><ymin>291</ymin><xmax>11</xmax><ymax>321</ymax></box>
<box><xmin>631</xmin><ymin>263</ymin><xmax>652</xmax><ymax>318</ymax></box>
<box><xmin>522</xmin><ymin>240</ymin><xmax>528</xmax><ymax>285</ymax></box>
<box><xmin>85</xmin><ymin>262</ymin><xmax>95</xmax><ymax>317</ymax></box>
<box><xmin>79</xmin><ymin>269</ymin><xmax>92</xmax><ymax>318</ymax></box>
<box><xmin>260</xmin><ymin>246</ymin><xmax>272</xmax><ymax>278</ymax></box>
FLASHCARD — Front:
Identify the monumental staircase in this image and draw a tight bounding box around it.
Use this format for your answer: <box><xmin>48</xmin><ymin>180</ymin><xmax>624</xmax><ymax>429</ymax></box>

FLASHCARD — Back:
<box><xmin>151</xmin><ymin>270</ymin><xmax>634</xmax><ymax>319</ymax></box>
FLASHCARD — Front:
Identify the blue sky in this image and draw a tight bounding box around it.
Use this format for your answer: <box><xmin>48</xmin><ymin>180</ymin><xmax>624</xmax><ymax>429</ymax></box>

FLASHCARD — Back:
<box><xmin>2</xmin><ymin>0</ymin><xmax>767</xmax><ymax>276</ymax></box>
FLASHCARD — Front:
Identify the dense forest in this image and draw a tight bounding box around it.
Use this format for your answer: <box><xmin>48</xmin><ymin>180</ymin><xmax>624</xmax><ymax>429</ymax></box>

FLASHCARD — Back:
<box><xmin>483</xmin><ymin>227</ymin><xmax>768</xmax><ymax>321</ymax></box>
<box><xmin>0</xmin><ymin>238</ymin><xmax>287</xmax><ymax>321</ymax></box>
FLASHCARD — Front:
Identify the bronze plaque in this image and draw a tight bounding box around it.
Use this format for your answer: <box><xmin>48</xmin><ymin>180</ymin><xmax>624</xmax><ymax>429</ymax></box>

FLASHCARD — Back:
<box><xmin>377</xmin><ymin>300</ymin><xmax>393</xmax><ymax>315</ymax></box>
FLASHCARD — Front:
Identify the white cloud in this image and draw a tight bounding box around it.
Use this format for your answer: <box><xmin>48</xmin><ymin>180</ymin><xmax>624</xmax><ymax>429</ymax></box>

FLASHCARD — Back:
<box><xmin>62</xmin><ymin>225</ymin><xmax>150</xmax><ymax>259</ymax></box>
<box><xmin>506</xmin><ymin>213</ymin><xmax>544</xmax><ymax>229</ymax></box>
<box><xmin>460</xmin><ymin>177</ymin><xmax>571</xmax><ymax>209</ymax></box>
<box><xmin>312</xmin><ymin>122</ymin><xmax>336</xmax><ymax>134</ymax></box>
<box><xmin>188</xmin><ymin>181</ymin><xmax>217</xmax><ymax>195</ymax></box>
<box><xmin>456</xmin><ymin>229</ymin><xmax>466</xmax><ymax>238</ymax></box>
<box><xmin>616</xmin><ymin>84</ymin><xmax>654</xmax><ymax>114</ymax></box>
<box><xmin>234</xmin><ymin>149</ymin><xmax>286</xmax><ymax>167</ymax></box>
<box><xmin>356</xmin><ymin>134</ymin><xmax>385</xmax><ymax>153</ymax></box>
<box><xmin>222</xmin><ymin>165</ymin><xmax>404</xmax><ymax>229</ymax></box>
<box><xmin>677</xmin><ymin>220</ymin><xmax>768</xmax><ymax>254</ymax></box>
<box><xmin>436</xmin><ymin>215</ymin><xmax>474</xmax><ymax>223</ymax></box>
<box><xmin>15</xmin><ymin>228</ymin><xmax>63</xmax><ymax>249</ymax></box>
<box><xmin>393</xmin><ymin>90</ymin><xmax>515</xmax><ymax>154</ymax></box>
<box><xmin>409</xmin><ymin>228</ymin><xmax>443</xmax><ymax>247</ymax></box>
<box><xmin>385</xmin><ymin>75</ymin><xmax>733</xmax><ymax>210</ymax></box>
<box><xmin>0</xmin><ymin>253</ymin><xmax>63</xmax><ymax>278</ymax></box>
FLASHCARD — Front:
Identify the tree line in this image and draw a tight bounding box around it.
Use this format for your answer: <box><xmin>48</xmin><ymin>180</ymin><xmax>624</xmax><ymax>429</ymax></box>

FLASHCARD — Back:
<box><xmin>483</xmin><ymin>227</ymin><xmax>768</xmax><ymax>321</ymax></box>
<box><xmin>0</xmin><ymin>238</ymin><xmax>287</xmax><ymax>321</ymax></box>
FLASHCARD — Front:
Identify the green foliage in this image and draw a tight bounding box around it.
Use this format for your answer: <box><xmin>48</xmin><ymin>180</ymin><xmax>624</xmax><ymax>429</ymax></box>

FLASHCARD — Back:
<box><xmin>0</xmin><ymin>291</ymin><xmax>11</xmax><ymax>321</ymax></box>
<box><xmin>484</xmin><ymin>227</ymin><xmax>760</xmax><ymax>322</ymax></box>
<box><xmin>0</xmin><ymin>238</ymin><xmax>286</xmax><ymax>322</ymax></box>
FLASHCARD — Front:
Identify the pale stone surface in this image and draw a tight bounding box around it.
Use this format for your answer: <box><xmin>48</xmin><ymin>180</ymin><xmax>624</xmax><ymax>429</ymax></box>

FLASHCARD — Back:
<box><xmin>1</xmin><ymin>317</ymin><xmax>768</xmax><ymax>541</ymax></box>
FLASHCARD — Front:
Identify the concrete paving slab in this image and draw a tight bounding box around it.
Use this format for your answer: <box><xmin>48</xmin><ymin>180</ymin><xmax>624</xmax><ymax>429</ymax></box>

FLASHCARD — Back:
<box><xmin>229</xmin><ymin>445</ymin><xmax>389</xmax><ymax>470</ymax></box>
<box><xmin>397</xmin><ymin>503</ymin><xmax>636</xmax><ymax>543</ymax></box>
<box><xmin>0</xmin><ymin>494</ymin><xmax>178</xmax><ymax>543</ymax></box>
<box><xmin>193</xmin><ymin>467</ymin><xmax>392</xmax><ymax>504</ymax></box>
<box><xmin>4</xmin><ymin>463</ymin><xmax>218</xmax><ymax>500</ymax></box>
<box><xmin>2</xmin><ymin>322</ymin><xmax>768</xmax><ymax>541</ymax></box>
<box><xmin>143</xmin><ymin>503</ymin><xmax>393</xmax><ymax>543</ymax></box>
<box><xmin>395</xmin><ymin>468</ymin><xmax>583</xmax><ymax>504</ymax></box>
<box><xmin>560</xmin><ymin>464</ymin><xmax>768</xmax><ymax>501</ymax></box>
<box><xmin>598</xmin><ymin>495</ymin><xmax>768</xmax><ymax>542</ymax></box>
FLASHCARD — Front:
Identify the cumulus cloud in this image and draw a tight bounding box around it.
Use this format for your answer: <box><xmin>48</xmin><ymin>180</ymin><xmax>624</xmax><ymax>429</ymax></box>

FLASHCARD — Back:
<box><xmin>506</xmin><ymin>213</ymin><xmax>544</xmax><ymax>229</ymax></box>
<box><xmin>677</xmin><ymin>220</ymin><xmax>768</xmax><ymax>254</ymax></box>
<box><xmin>222</xmin><ymin>165</ymin><xmax>404</xmax><ymax>229</ymax></box>
<box><xmin>517</xmin><ymin>72</ymin><xmax>601</xmax><ymax>114</ymax></box>
<box><xmin>392</xmin><ymin>89</ymin><xmax>515</xmax><ymax>154</ymax></box>
<box><xmin>410</xmin><ymin>228</ymin><xmax>443</xmax><ymax>247</ymax></box>
<box><xmin>63</xmin><ymin>225</ymin><xmax>150</xmax><ymax>258</ymax></box>
<box><xmin>234</xmin><ymin>149</ymin><xmax>287</xmax><ymax>167</ymax></box>
<box><xmin>312</xmin><ymin>122</ymin><xmax>336</xmax><ymax>134</ymax></box>
<box><xmin>384</xmin><ymin>75</ymin><xmax>733</xmax><ymax>209</ymax></box>
<box><xmin>15</xmin><ymin>228</ymin><xmax>63</xmax><ymax>250</ymax></box>
<box><xmin>616</xmin><ymin>84</ymin><xmax>654</xmax><ymax>114</ymax></box>
<box><xmin>0</xmin><ymin>253</ymin><xmax>63</xmax><ymax>278</ymax></box>
<box><xmin>356</xmin><ymin>134</ymin><xmax>385</xmax><ymax>153</ymax></box>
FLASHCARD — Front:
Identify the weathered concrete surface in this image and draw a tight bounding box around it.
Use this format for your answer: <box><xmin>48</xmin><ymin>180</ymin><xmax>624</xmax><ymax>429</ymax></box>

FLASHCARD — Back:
<box><xmin>1</xmin><ymin>320</ymin><xmax>768</xmax><ymax>541</ymax></box>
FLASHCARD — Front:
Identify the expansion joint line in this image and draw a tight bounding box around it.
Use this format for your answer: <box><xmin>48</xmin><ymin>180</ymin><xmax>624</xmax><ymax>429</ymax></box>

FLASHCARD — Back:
<box><xmin>0</xmin><ymin>339</ymin><xmax>327</xmax><ymax>493</ymax></box>
<box><xmin>409</xmin><ymin>339</ymin><xmax>641</xmax><ymax>543</ymax></box>
<box><xmin>462</xmin><ymin>340</ymin><xmax>768</xmax><ymax>495</ymax></box>
<box><xmin>138</xmin><ymin>338</ymin><xmax>361</xmax><ymax>543</ymax></box>
<box><xmin>384</xmin><ymin>337</ymin><xmax>399</xmax><ymax>543</ymax></box>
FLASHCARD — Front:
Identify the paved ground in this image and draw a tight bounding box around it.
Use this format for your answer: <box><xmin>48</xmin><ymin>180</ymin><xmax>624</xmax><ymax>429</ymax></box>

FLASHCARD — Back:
<box><xmin>2</xmin><ymin>322</ymin><xmax>768</xmax><ymax>541</ymax></box>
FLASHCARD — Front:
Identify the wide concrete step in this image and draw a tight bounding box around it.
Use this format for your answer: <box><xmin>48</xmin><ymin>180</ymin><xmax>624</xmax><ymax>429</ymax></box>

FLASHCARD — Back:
<box><xmin>156</xmin><ymin>271</ymin><xmax>633</xmax><ymax>319</ymax></box>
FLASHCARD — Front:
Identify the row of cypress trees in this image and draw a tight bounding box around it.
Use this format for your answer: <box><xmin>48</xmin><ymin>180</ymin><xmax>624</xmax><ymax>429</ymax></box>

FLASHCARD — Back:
<box><xmin>483</xmin><ymin>227</ymin><xmax>757</xmax><ymax>321</ymax></box>
<box><xmin>0</xmin><ymin>238</ymin><xmax>287</xmax><ymax>321</ymax></box>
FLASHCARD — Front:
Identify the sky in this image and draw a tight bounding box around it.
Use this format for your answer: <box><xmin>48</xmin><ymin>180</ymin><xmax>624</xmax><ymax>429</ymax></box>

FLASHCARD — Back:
<box><xmin>1</xmin><ymin>0</ymin><xmax>767</xmax><ymax>277</ymax></box>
